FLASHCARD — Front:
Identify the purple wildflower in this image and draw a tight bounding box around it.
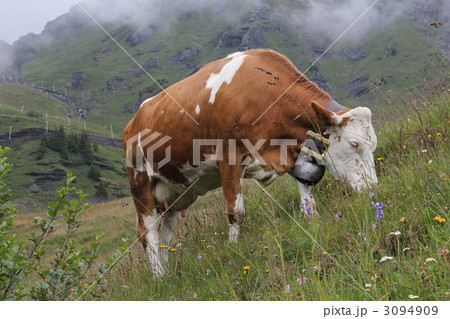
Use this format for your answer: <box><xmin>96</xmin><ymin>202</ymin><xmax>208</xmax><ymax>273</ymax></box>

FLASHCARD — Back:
<box><xmin>335</xmin><ymin>214</ymin><xmax>341</xmax><ymax>221</ymax></box>
<box><xmin>301</xmin><ymin>201</ymin><xmax>313</xmax><ymax>215</ymax></box>
<box><xmin>368</xmin><ymin>187</ymin><xmax>375</xmax><ymax>199</ymax></box>
<box><xmin>206</xmin><ymin>269</ymin><xmax>211</xmax><ymax>276</ymax></box>
<box><xmin>297</xmin><ymin>277</ymin><xmax>308</xmax><ymax>285</ymax></box>
<box><xmin>285</xmin><ymin>285</ymin><xmax>291</xmax><ymax>293</ymax></box>
<box><xmin>313</xmin><ymin>265</ymin><xmax>318</xmax><ymax>271</ymax></box>
<box><xmin>193</xmin><ymin>294</ymin><xmax>198</xmax><ymax>299</ymax></box>
<box><xmin>372</xmin><ymin>202</ymin><xmax>384</xmax><ymax>221</ymax></box>
<box><xmin>197</xmin><ymin>254</ymin><xmax>202</xmax><ymax>260</ymax></box>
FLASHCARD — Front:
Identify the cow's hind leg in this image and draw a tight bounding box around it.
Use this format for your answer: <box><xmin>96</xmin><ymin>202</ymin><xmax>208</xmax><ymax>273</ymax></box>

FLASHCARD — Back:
<box><xmin>128</xmin><ymin>168</ymin><xmax>164</xmax><ymax>276</ymax></box>
<box><xmin>219</xmin><ymin>164</ymin><xmax>245</xmax><ymax>243</ymax></box>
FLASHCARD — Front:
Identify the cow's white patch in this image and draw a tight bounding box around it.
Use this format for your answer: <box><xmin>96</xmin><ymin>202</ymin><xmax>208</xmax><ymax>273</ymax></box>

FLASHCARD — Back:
<box><xmin>161</xmin><ymin>110</ymin><xmax>165</xmax><ymax>114</ymax></box>
<box><xmin>152</xmin><ymin>160</ymin><xmax>222</xmax><ymax>212</ymax></box>
<box><xmin>324</xmin><ymin>106</ymin><xmax>378</xmax><ymax>191</ymax></box>
<box><xmin>244</xmin><ymin>162</ymin><xmax>280</xmax><ymax>186</ymax></box>
<box><xmin>195</xmin><ymin>104</ymin><xmax>201</xmax><ymax>114</ymax></box>
<box><xmin>206</xmin><ymin>52</ymin><xmax>247</xmax><ymax>104</ymax></box>
<box><xmin>140</xmin><ymin>96</ymin><xmax>155</xmax><ymax>108</ymax></box>
<box><xmin>143</xmin><ymin>211</ymin><xmax>164</xmax><ymax>276</ymax></box>
<box><xmin>225</xmin><ymin>51</ymin><xmax>245</xmax><ymax>59</ymax></box>
<box><xmin>229</xmin><ymin>224</ymin><xmax>239</xmax><ymax>243</ymax></box>
<box><xmin>234</xmin><ymin>193</ymin><xmax>244</xmax><ymax>214</ymax></box>
<box><xmin>179</xmin><ymin>109</ymin><xmax>184</xmax><ymax>114</ymax></box>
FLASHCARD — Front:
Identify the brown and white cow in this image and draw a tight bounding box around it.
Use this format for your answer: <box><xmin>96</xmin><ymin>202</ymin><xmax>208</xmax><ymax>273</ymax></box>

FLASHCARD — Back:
<box><xmin>122</xmin><ymin>49</ymin><xmax>377</xmax><ymax>275</ymax></box>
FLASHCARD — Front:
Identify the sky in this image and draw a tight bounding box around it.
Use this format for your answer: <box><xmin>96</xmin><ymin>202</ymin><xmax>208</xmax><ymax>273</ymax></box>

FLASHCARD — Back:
<box><xmin>0</xmin><ymin>0</ymin><xmax>82</xmax><ymax>44</ymax></box>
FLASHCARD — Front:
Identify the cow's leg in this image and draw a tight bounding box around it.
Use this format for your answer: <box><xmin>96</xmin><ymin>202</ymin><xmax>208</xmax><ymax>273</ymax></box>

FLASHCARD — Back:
<box><xmin>128</xmin><ymin>168</ymin><xmax>164</xmax><ymax>276</ymax></box>
<box><xmin>297</xmin><ymin>181</ymin><xmax>319</xmax><ymax>216</ymax></box>
<box><xmin>159</xmin><ymin>210</ymin><xmax>181</xmax><ymax>265</ymax></box>
<box><xmin>219</xmin><ymin>164</ymin><xmax>245</xmax><ymax>243</ymax></box>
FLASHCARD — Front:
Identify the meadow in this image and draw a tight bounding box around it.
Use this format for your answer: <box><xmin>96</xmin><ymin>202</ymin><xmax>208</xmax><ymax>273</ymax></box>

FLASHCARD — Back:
<box><xmin>2</xmin><ymin>88</ymin><xmax>448</xmax><ymax>301</ymax></box>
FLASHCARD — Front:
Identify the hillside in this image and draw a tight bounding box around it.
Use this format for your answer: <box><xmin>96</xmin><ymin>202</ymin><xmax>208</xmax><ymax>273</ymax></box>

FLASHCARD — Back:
<box><xmin>0</xmin><ymin>83</ymin><xmax>128</xmax><ymax>211</ymax></box>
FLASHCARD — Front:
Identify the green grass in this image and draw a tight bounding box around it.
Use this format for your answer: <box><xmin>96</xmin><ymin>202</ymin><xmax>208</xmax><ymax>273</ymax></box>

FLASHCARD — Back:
<box><xmin>59</xmin><ymin>90</ymin><xmax>448</xmax><ymax>301</ymax></box>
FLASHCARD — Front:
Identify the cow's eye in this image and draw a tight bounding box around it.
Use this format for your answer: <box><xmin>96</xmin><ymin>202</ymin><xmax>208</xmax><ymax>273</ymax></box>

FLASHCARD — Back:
<box><xmin>350</xmin><ymin>141</ymin><xmax>359</xmax><ymax>149</ymax></box>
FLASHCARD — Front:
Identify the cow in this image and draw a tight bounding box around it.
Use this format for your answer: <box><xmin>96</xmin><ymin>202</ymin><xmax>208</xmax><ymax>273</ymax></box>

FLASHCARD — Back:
<box><xmin>122</xmin><ymin>49</ymin><xmax>378</xmax><ymax>276</ymax></box>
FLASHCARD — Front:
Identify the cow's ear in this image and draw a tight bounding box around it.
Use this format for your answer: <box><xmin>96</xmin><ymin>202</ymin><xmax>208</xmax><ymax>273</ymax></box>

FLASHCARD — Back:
<box><xmin>310</xmin><ymin>101</ymin><xmax>339</xmax><ymax>127</ymax></box>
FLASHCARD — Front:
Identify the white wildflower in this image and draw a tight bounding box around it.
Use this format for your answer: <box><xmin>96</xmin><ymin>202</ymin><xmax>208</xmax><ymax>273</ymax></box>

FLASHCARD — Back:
<box><xmin>425</xmin><ymin>258</ymin><xmax>436</xmax><ymax>263</ymax></box>
<box><xmin>409</xmin><ymin>295</ymin><xmax>419</xmax><ymax>299</ymax></box>
<box><xmin>380</xmin><ymin>256</ymin><xmax>394</xmax><ymax>263</ymax></box>
<box><xmin>389</xmin><ymin>231</ymin><xmax>401</xmax><ymax>236</ymax></box>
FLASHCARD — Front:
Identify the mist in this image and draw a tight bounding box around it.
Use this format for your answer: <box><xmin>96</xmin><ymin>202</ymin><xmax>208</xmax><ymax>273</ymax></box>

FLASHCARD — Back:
<box><xmin>81</xmin><ymin>0</ymin><xmax>261</xmax><ymax>33</ymax></box>
<box><xmin>0</xmin><ymin>41</ymin><xmax>13</xmax><ymax>73</ymax></box>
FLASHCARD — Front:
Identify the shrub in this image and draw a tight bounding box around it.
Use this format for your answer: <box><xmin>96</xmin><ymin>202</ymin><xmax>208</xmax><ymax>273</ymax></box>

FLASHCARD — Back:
<box><xmin>0</xmin><ymin>146</ymin><xmax>108</xmax><ymax>300</ymax></box>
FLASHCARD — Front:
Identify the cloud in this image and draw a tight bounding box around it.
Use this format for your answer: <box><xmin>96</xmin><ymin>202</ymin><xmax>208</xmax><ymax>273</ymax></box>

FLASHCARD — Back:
<box><xmin>287</xmin><ymin>0</ymin><xmax>407</xmax><ymax>42</ymax></box>
<box><xmin>81</xmin><ymin>0</ymin><xmax>261</xmax><ymax>33</ymax></box>
<box><xmin>0</xmin><ymin>41</ymin><xmax>13</xmax><ymax>72</ymax></box>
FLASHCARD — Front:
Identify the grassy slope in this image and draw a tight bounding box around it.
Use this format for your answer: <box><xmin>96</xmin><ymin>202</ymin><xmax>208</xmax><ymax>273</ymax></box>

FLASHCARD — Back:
<box><xmin>0</xmin><ymin>82</ymin><xmax>129</xmax><ymax>210</ymax></box>
<box><xmin>12</xmin><ymin>89</ymin><xmax>446</xmax><ymax>300</ymax></box>
<box><xmin>5</xmin><ymin>138</ymin><xmax>129</xmax><ymax>212</ymax></box>
<box><xmin>103</xmin><ymin>91</ymin><xmax>447</xmax><ymax>301</ymax></box>
<box><xmin>321</xmin><ymin>17</ymin><xmax>450</xmax><ymax>106</ymax></box>
<box><xmin>0</xmin><ymin>83</ymin><xmax>110</xmax><ymax>135</ymax></box>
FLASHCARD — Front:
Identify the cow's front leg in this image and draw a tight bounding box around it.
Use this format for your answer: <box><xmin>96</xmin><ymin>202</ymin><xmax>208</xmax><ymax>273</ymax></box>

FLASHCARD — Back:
<box><xmin>128</xmin><ymin>168</ymin><xmax>164</xmax><ymax>276</ymax></box>
<box><xmin>142</xmin><ymin>213</ymin><xmax>164</xmax><ymax>276</ymax></box>
<box><xmin>220</xmin><ymin>163</ymin><xmax>245</xmax><ymax>243</ymax></box>
<box><xmin>297</xmin><ymin>181</ymin><xmax>319</xmax><ymax>216</ymax></box>
<box><xmin>159</xmin><ymin>210</ymin><xmax>181</xmax><ymax>265</ymax></box>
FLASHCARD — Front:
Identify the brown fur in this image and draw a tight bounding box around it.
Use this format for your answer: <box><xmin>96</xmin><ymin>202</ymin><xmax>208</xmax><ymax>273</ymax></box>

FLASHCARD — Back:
<box><xmin>122</xmin><ymin>49</ymin><xmax>343</xmax><ymax>243</ymax></box>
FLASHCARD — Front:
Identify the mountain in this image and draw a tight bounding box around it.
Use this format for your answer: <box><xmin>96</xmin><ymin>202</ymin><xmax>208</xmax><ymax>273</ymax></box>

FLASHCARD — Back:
<box><xmin>0</xmin><ymin>0</ymin><xmax>449</xmax><ymax>209</ymax></box>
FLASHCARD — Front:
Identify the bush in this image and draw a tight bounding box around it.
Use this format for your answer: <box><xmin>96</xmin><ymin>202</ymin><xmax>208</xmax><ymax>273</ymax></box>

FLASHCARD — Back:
<box><xmin>88</xmin><ymin>165</ymin><xmax>102</xmax><ymax>181</ymax></box>
<box><xmin>0</xmin><ymin>146</ymin><xmax>111</xmax><ymax>300</ymax></box>
<box><xmin>95</xmin><ymin>182</ymin><xmax>108</xmax><ymax>198</ymax></box>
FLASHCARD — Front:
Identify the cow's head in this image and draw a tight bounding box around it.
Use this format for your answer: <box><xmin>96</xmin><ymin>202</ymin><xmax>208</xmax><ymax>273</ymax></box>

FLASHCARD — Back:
<box><xmin>311</xmin><ymin>101</ymin><xmax>378</xmax><ymax>191</ymax></box>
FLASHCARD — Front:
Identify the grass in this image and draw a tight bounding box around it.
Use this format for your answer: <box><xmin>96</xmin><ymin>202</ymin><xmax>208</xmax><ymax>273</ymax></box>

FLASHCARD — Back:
<box><xmin>20</xmin><ymin>89</ymin><xmax>444</xmax><ymax>301</ymax></box>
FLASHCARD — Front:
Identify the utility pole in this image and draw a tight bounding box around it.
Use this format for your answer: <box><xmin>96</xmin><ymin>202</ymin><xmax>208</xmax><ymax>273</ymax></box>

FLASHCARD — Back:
<box><xmin>84</xmin><ymin>121</ymin><xmax>87</xmax><ymax>131</ymax></box>
<box><xmin>68</xmin><ymin>116</ymin><xmax>71</xmax><ymax>126</ymax></box>
<box><xmin>110</xmin><ymin>124</ymin><xmax>114</xmax><ymax>139</ymax></box>
<box><xmin>9</xmin><ymin>126</ymin><xmax>12</xmax><ymax>139</ymax></box>
<box><xmin>21</xmin><ymin>106</ymin><xmax>24</xmax><ymax>114</ymax></box>
<box><xmin>53</xmin><ymin>83</ymin><xmax>55</xmax><ymax>92</ymax></box>
<box><xmin>46</xmin><ymin>111</ymin><xmax>48</xmax><ymax>134</ymax></box>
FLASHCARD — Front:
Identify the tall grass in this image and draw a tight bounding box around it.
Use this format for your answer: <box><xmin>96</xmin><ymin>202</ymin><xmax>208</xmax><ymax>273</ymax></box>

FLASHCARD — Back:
<box><xmin>97</xmin><ymin>90</ymin><xmax>448</xmax><ymax>301</ymax></box>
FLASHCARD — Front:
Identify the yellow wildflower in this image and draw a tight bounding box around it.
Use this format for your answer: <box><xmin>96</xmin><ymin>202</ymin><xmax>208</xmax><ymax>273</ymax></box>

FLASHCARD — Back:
<box><xmin>322</xmin><ymin>251</ymin><xmax>327</xmax><ymax>255</ymax></box>
<box><xmin>171</xmin><ymin>248</ymin><xmax>176</xmax><ymax>252</ymax></box>
<box><xmin>243</xmin><ymin>266</ymin><xmax>250</xmax><ymax>270</ymax></box>
<box><xmin>433</xmin><ymin>216</ymin><xmax>446</xmax><ymax>223</ymax></box>
<box><xmin>263</xmin><ymin>246</ymin><xmax>269</xmax><ymax>250</ymax></box>
<box><xmin>376</xmin><ymin>157</ymin><xmax>383</xmax><ymax>161</ymax></box>
<box><xmin>399</xmin><ymin>217</ymin><xmax>406</xmax><ymax>222</ymax></box>
<box><xmin>437</xmin><ymin>132</ymin><xmax>442</xmax><ymax>137</ymax></box>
